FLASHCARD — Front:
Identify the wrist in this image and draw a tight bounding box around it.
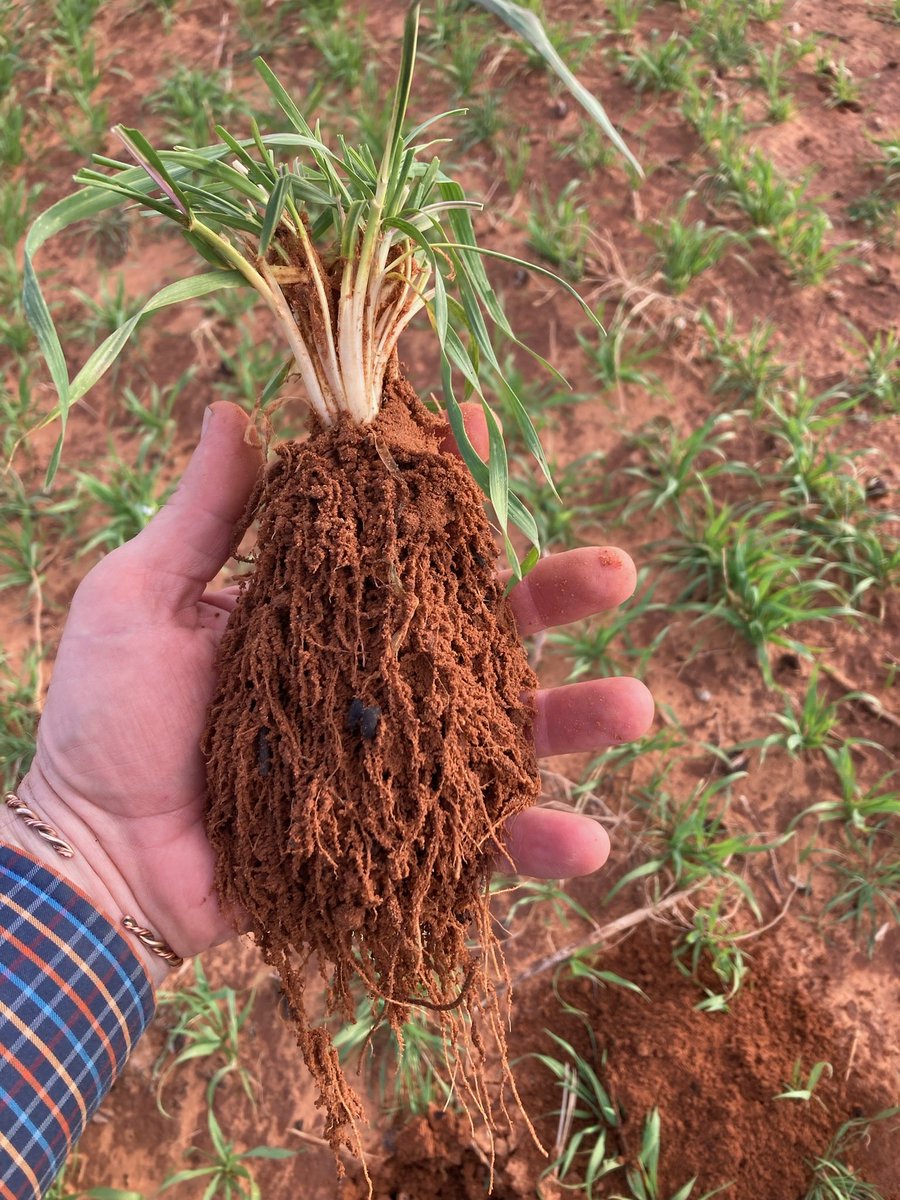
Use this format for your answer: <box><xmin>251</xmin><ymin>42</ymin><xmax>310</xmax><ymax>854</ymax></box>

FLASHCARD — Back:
<box><xmin>3</xmin><ymin>774</ymin><xmax>177</xmax><ymax>989</ymax></box>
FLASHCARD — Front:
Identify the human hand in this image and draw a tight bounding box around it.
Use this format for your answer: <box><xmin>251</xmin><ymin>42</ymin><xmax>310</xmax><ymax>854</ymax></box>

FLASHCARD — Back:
<box><xmin>15</xmin><ymin>401</ymin><xmax>652</xmax><ymax>979</ymax></box>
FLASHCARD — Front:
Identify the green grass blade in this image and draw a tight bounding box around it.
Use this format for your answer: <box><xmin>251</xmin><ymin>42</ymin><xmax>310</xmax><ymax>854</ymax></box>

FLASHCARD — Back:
<box><xmin>468</xmin><ymin>0</ymin><xmax>641</xmax><ymax>174</ymax></box>
<box><xmin>42</xmin><ymin>272</ymin><xmax>242</xmax><ymax>485</ymax></box>
<box><xmin>114</xmin><ymin>125</ymin><xmax>192</xmax><ymax>218</ymax></box>
<box><xmin>258</xmin><ymin>172</ymin><xmax>291</xmax><ymax>255</ymax></box>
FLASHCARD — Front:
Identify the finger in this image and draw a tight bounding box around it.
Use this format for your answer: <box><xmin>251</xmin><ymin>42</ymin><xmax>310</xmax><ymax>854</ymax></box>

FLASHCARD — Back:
<box><xmin>503</xmin><ymin>808</ymin><xmax>610</xmax><ymax>878</ymax></box>
<box><xmin>532</xmin><ymin>678</ymin><xmax>655</xmax><ymax>756</ymax></box>
<box><xmin>505</xmin><ymin>547</ymin><xmax>638</xmax><ymax>634</ymax></box>
<box><xmin>130</xmin><ymin>403</ymin><xmax>263</xmax><ymax>607</ymax></box>
<box><xmin>200</xmin><ymin>585</ymin><xmax>242</xmax><ymax>614</ymax></box>
<box><xmin>438</xmin><ymin>401</ymin><xmax>489</xmax><ymax>461</ymax></box>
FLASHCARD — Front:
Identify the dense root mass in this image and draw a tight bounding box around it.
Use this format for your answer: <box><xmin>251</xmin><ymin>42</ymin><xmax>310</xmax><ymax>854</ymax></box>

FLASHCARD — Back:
<box><xmin>203</xmin><ymin>376</ymin><xmax>541</xmax><ymax>1156</ymax></box>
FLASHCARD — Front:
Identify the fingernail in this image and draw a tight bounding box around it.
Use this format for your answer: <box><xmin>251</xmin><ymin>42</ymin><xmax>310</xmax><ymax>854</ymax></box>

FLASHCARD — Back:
<box><xmin>201</xmin><ymin>406</ymin><xmax>213</xmax><ymax>439</ymax></box>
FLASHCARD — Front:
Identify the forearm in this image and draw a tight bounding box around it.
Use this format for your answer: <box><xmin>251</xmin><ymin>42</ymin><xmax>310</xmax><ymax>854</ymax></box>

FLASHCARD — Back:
<box><xmin>0</xmin><ymin>806</ymin><xmax>158</xmax><ymax>1198</ymax></box>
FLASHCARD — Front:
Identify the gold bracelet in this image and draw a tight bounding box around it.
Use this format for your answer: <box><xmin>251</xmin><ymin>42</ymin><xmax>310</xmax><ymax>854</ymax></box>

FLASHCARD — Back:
<box><xmin>4</xmin><ymin>790</ymin><xmax>183</xmax><ymax>969</ymax></box>
<box><xmin>4</xmin><ymin>791</ymin><xmax>75</xmax><ymax>858</ymax></box>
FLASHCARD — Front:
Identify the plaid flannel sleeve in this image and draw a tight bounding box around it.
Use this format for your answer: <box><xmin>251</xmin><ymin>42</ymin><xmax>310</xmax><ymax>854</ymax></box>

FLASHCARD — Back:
<box><xmin>0</xmin><ymin>844</ymin><xmax>156</xmax><ymax>1199</ymax></box>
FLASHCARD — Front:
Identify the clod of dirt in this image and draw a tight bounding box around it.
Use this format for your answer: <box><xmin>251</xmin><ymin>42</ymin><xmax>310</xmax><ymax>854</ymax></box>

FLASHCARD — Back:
<box><xmin>203</xmin><ymin>376</ymin><xmax>541</xmax><ymax>1159</ymax></box>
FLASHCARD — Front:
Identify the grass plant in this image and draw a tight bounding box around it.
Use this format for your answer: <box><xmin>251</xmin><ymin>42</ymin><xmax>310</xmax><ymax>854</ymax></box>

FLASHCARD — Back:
<box><xmin>650</xmin><ymin>206</ymin><xmax>742</xmax><ymax>295</ymax></box>
<box><xmin>803</xmin><ymin>1110</ymin><xmax>900</xmax><ymax>1200</ymax></box>
<box><xmin>532</xmin><ymin>1032</ymin><xmax>620</xmax><ymax>1198</ymax></box>
<box><xmin>0</xmin><ymin>653</ymin><xmax>40</xmax><ymax>790</ymax></box>
<box><xmin>156</xmin><ymin>959</ymin><xmax>258</xmax><ymax>1111</ymax></box>
<box><xmin>620</xmin><ymin>32</ymin><xmax>696</xmax><ymax>94</ymax></box>
<box><xmin>333</xmin><ymin>996</ymin><xmax>456</xmax><ymax>1116</ymax></box>
<box><xmin>752</xmin><ymin>45</ymin><xmax>794</xmax><ymax>122</ymax></box>
<box><xmin>820</xmin><ymin>838</ymin><xmax>900</xmax><ymax>955</ymax></box>
<box><xmin>527</xmin><ymin>180</ymin><xmax>591</xmax><ymax>282</ymax></box>
<box><xmin>608</xmin><ymin>775</ymin><xmax>780</xmax><ymax>914</ymax></box>
<box><xmin>611</xmin><ymin>1108</ymin><xmax>730</xmax><ymax>1199</ymax></box>
<box><xmin>672</xmin><ymin>894</ymin><xmax>750</xmax><ymax>1012</ymax></box>
<box><xmin>160</xmin><ymin>1109</ymin><xmax>295</xmax><ymax>1200</ymax></box>
<box><xmin>699</xmin><ymin>309</ymin><xmax>786</xmax><ymax>411</ymax></box>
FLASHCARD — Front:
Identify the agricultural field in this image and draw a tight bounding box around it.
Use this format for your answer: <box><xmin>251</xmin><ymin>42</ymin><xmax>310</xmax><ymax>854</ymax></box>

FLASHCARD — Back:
<box><xmin>1</xmin><ymin>0</ymin><xmax>899</xmax><ymax>1197</ymax></box>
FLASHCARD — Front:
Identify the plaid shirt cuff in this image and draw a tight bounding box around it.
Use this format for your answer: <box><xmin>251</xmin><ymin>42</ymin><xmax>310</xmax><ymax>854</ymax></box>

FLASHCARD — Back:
<box><xmin>0</xmin><ymin>844</ymin><xmax>156</xmax><ymax>1199</ymax></box>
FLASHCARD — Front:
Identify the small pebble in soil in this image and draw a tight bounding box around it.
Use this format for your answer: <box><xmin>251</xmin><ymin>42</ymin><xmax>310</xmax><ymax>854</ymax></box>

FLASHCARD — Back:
<box><xmin>695</xmin><ymin>686</ymin><xmax>713</xmax><ymax>703</ymax></box>
<box><xmin>359</xmin><ymin>705</ymin><xmax>381</xmax><ymax>741</ymax></box>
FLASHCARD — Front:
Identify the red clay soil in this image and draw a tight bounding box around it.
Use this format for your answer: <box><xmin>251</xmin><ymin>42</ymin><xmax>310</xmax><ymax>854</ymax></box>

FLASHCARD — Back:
<box><xmin>342</xmin><ymin>921</ymin><xmax>898</xmax><ymax>1200</ymax></box>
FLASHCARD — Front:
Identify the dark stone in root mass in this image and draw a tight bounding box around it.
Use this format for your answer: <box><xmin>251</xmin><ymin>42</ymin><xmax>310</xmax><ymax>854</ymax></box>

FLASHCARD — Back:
<box><xmin>202</xmin><ymin>374</ymin><xmax>541</xmax><ymax>1160</ymax></box>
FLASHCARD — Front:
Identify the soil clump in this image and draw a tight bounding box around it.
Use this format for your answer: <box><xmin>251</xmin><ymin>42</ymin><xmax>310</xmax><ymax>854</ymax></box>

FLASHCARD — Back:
<box><xmin>203</xmin><ymin>374</ymin><xmax>541</xmax><ymax>1155</ymax></box>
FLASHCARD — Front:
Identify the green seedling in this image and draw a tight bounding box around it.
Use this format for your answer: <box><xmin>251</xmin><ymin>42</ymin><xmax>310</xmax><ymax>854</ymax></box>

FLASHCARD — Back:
<box><xmin>583</xmin><ymin>724</ymin><xmax>687</xmax><ymax>788</ymax></box>
<box><xmin>578</xmin><ymin>318</ymin><xmax>660</xmax><ymax>392</ymax></box>
<box><xmin>717</xmin><ymin>149</ymin><xmax>846</xmax><ymax>283</ymax></box>
<box><xmin>334</xmin><ymin>995</ymin><xmax>456</xmax><ymax>1115</ymax></box>
<box><xmin>819</xmin><ymin>57</ymin><xmax>863</xmax><ymax>111</ymax></box>
<box><xmin>509</xmin><ymin>452</ymin><xmax>601</xmax><ymax>551</ymax></box>
<box><xmin>692</xmin><ymin>0</ymin><xmax>751</xmax><ymax>69</ymax></box>
<box><xmin>754</xmin><ymin>668</ymin><xmax>877</xmax><ymax>761</ymax></box>
<box><xmin>120</xmin><ymin>370</ymin><xmax>190</xmax><ymax>462</ymax></box>
<box><xmin>620</xmin><ymin>32</ymin><xmax>696</xmax><ymax>94</ymax></box>
<box><xmin>612</xmin><ymin>1108</ymin><xmax>731</xmax><ymax>1200</ymax></box>
<box><xmin>78</xmin><ymin>206</ymin><xmax>132</xmax><ymax>269</ymax></box>
<box><xmin>555</xmin><ymin>119</ymin><xmax>620</xmax><ymax>173</ymax></box>
<box><xmin>748</xmin><ymin>0</ymin><xmax>785</xmax><ymax>17</ymax></box>
<box><xmin>608</xmin><ymin>775</ymin><xmax>781</xmax><ymax>917</ymax></box>
<box><xmin>499</xmin><ymin>133</ymin><xmax>532</xmax><ymax>196</ymax></box>
<box><xmin>682</xmin><ymin>89</ymin><xmax>746</xmax><ymax>155</ymax></box>
<box><xmin>650</xmin><ymin>206</ymin><xmax>743</xmax><ymax>294</ymax></box>
<box><xmin>774</xmin><ymin>1058</ymin><xmax>832</xmax><ymax>1104</ymax></box>
<box><xmin>155</xmin><ymin>959</ymin><xmax>258</xmax><ymax>1112</ymax></box>
<box><xmin>550</xmin><ymin>570</ymin><xmax>667</xmax><ymax>680</ymax></box>
<box><xmin>424</xmin><ymin>12</ymin><xmax>489</xmax><ymax>96</ymax></box>
<box><xmin>0</xmin><ymin>369</ymin><xmax>36</xmax><ymax>460</ymax></box>
<box><xmin>752</xmin><ymin>45</ymin><xmax>794</xmax><ymax>122</ymax></box>
<box><xmin>455</xmin><ymin>89</ymin><xmax>508</xmax><ymax>151</ymax></box>
<box><xmin>304</xmin><ymin>7</ymin><xmax>368</xmax><ymax>90</ymax></box>
<box><xmin>766</xmin><ymin>381</ymin><xmax>870</xmax><ymax>519</ymax></box>
<box><xmin>527</xmin><ymin>180</ymin><xmax>591</xmax><ymax>281</ymax></box>
<box><xmin>0</xmin><ymin>180</ymin><xmax>42</xmax><ymax>248</ymax></box>
<box><xmin>161</xmin><ymin>1108</ymin><xmax>296</xmax><ymax>1200</ymax></box>
<box><xmin>69</xmin><ymin>276</ymin><xmax>149</xmax><ymax>346</ymax></box>
<box><xmin>493</xmin><ymin>876</ymin><xmax>597</xmax><ymax>930</ymax></box>
<box><xmin>799</xmin><ymin>749</ymin><xmax>897</xmax><ymax>836</ymax></box>
<box><xmin>75</xmin><ymin>449</ymin><xmax>171</xmax><ymax>554</ymax></box>
<box><xmin>846</xmin><ymin>327</ymin><xmax>899</xmax><ymax>414</ymax></box>
<box><xmin>531</xmin><ymin>1032</ymin><xmax>620</xmax><ymax>1199</ymax></box>
<box><xmin>149</xmin><ymin>65</ymin><xmax>256</xmax><ymax>150</ymax></box>
<box><xmin>623</xmin><ymin>412</ymin><xmax>748</xmax><ymax>520</ymax></box>
<box><xmin>820</xmin><ymin>837</ymin><xmax>899</xmax><ymax>956</ymax></box>
<box><xmin>699</xmin><ymin>309</ymin><xmax>785</xmax><ymax>412</ymax></box>
<box><xmin>804</xmin><ymin>1109</ymin><xmax>900</xmax><ymax>1200</ymax></box>
<box><xmin>672</xmin><ymin>893</ymin><xmax>750</xmax><ymax>1012</ymax></box>
<box><xmin>0</xmin><ymin>93</ymin><xmax>25</xmax><ymax>167</ymax></box>
<box><xmin>667</xmin><ymin>500</ymin><xmax>857</xmax><ymax>686</ymax></box>
<box><xmin>604</xmin><ymin>0</ymin><xmax>644</xmax><ymax>36</ymax></box>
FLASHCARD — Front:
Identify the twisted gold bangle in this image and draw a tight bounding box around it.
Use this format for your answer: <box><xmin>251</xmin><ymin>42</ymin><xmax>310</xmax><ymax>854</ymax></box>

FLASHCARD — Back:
<box><xmin>4</xmin><ymin>789</ymin><xmax>183</xmax><ymax>969</ymax></box>
<box><xmin>4</xmin><ymin>791</ymin><xmax>75</xmax><ymax>858</ymax></box>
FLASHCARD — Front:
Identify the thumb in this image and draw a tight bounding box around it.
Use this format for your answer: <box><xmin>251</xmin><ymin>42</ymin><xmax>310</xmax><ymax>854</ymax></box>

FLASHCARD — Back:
<box><xmin>129</xmin><ymin>402</ymin><xmax>263</xmax><ymax>605</ymax></box>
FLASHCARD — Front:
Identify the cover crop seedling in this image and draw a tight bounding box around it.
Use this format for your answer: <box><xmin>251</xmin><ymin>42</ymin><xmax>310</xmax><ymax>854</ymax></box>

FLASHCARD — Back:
<box><xmin>25</xmin><ymin>0</ymin><xmax>634</xmax><ymax>1171</ymax></box>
